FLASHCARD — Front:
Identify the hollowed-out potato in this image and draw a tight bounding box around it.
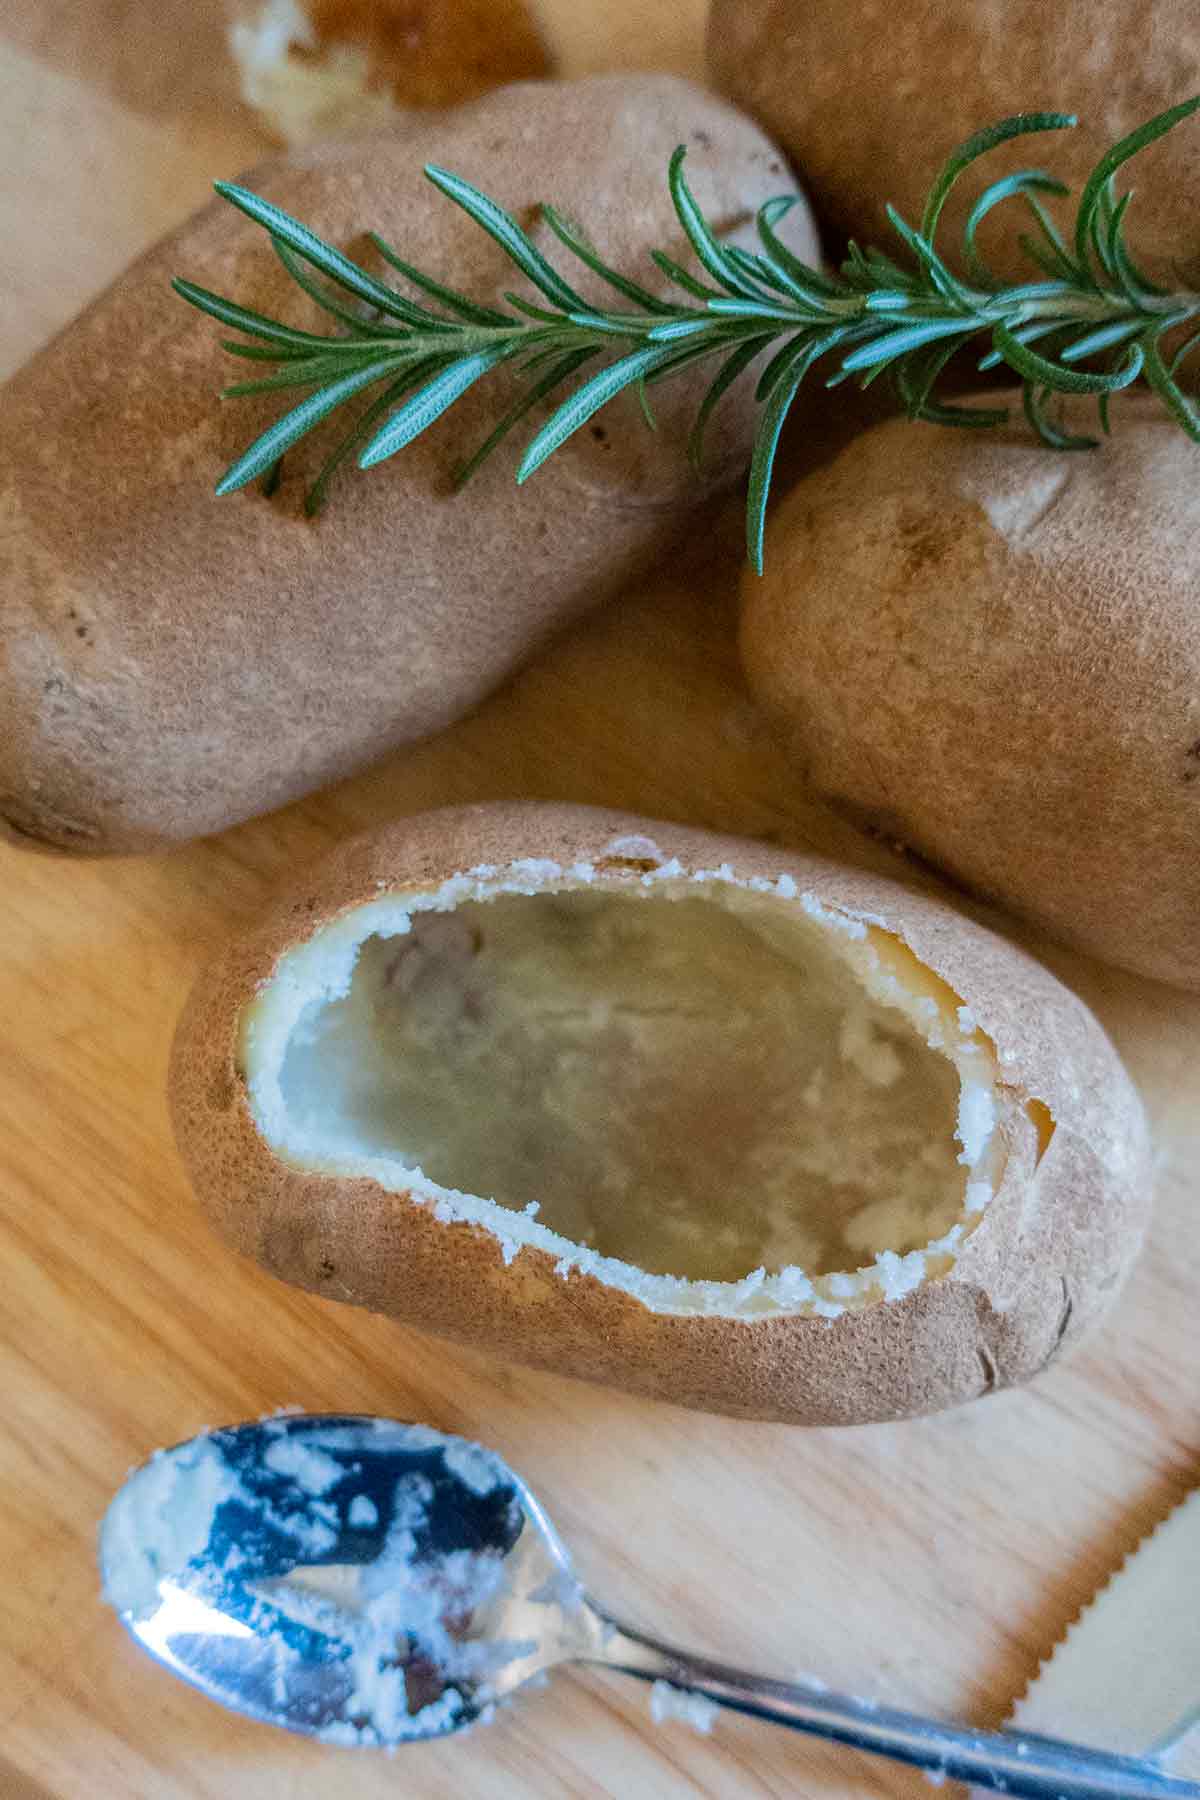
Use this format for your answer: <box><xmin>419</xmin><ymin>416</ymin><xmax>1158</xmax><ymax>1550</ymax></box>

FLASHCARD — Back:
<box><xmin>228</xmin><ymin>0</ymin><xmax>552</xmax><ymax>146</ymax></box>
<box><xmin>170</xmin><ymin>803</ymin><xmax>1150</xmax><ymax>1424</ymax></box>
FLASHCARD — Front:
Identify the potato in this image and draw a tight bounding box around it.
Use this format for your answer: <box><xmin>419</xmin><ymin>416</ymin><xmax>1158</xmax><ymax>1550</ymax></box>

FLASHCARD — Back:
<box><xmin>0</xmin><ymin>76</ymin><xmax>809</xmax><ymax>855</ymax></box>
<box><xmin>740</xmin><ymin>395</ymin><xmax>1200</xmax><ymax>989</ymax></box>
<box><xmin>708</xmin><ymin>0</ymin><xmax>1197</xmax><ymax>282</ymax></box>
<box><xmin>169</xmin><ymin>802</ymin><xmax>1150</xmax><ymax>1426</ymax></box>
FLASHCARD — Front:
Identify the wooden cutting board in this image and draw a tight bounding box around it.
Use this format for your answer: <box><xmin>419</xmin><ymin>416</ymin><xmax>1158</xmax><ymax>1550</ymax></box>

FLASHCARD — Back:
<box><xmin>1</xmin><ymin>5</ymin><xmax>1197</xmax><ymax>1796</ymax></box>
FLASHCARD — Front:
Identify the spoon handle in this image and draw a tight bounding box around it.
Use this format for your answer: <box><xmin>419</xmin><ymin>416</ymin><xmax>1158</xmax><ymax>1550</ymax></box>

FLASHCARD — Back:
<box><xmin>583</xmin><ymin>1615</ymin><xmax>1200</xmax><ymax>1799</ymax></box>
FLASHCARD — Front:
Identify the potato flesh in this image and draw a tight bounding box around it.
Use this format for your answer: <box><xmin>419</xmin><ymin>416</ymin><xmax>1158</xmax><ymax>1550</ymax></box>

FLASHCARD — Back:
<box><xmin>276</xmin><ymin>890</ymin><xmax>967</xmax><ymax>1282</ymax></box>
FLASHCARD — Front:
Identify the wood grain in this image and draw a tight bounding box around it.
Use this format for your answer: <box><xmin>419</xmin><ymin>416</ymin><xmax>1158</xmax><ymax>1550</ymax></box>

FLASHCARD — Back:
<box><xmin>1</xmin><ymin>6</ymin><xmax>1197</xmax><ymax>1797</ymax></box>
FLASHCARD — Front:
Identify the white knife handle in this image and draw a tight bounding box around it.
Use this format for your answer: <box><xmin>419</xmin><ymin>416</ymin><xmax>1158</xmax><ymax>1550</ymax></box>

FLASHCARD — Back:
<box><xmin>589</xmin><ymin>1615</ymin><xmax>1200</xmax><ymax>1799</ymax></box>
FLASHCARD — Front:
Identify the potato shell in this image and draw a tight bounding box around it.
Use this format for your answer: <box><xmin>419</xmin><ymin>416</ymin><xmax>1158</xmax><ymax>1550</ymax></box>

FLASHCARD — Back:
<box><xmin>169</xmin><ymin>802</ymin><xmax>1151</xmax><ymax>1426</ymax></box>
<box><xmin>230</xmin><ymin>0</ymin><xmax>552</xmax><ymax>144</ymax></box>
<box><xmin>0</xmin><ymin>76</ymin><xmax>810</xmax><ymax>854</ymax></box>
<box><xmin>708</xmin><ymin>0</ymin><xmax>1200</xmax><ymax>283</ymax></box>
<box><xmin>740</xmin><ymin>395</ymin><xmax>1200</xmax><ymax>989</ymax></box>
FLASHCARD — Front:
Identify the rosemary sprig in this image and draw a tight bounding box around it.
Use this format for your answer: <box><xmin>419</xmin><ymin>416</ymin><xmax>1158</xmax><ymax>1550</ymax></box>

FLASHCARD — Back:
<box><xmin>176</xmin><ymin>96</ymin><xmax>1200</xmax><ymax>572</ymax></box>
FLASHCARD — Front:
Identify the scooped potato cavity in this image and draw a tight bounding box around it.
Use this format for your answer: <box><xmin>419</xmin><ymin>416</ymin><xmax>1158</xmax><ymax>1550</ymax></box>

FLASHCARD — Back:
<box><xmin>245</xmin><ymin>859</ymin><xmax>1016</xmax><ymax>1314</ymax></box>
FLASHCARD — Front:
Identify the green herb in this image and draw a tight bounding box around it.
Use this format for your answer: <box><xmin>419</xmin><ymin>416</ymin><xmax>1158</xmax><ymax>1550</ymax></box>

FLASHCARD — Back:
<box><xmin>177</xmin><ymin>97</ymin><xmax>1200</xmax><ymax>572</ymax></box>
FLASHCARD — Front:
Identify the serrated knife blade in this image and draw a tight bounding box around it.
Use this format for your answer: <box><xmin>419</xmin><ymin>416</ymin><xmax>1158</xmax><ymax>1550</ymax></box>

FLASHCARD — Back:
<box><xmin>1012</xmin><ymin>1484</ymin><xmax>1200</xmax><ymax>1779</ymax></box>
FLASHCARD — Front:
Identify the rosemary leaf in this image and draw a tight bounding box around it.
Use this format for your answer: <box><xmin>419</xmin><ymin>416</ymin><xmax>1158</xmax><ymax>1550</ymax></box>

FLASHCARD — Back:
<box><xmin>173</xmin><ymin>279</ymin><xmax>333</xmax><ymax>349</ymax></box>
<box><xmin>359</xmin><ymin>346</ymin><xmax>518</xmax><ymax>468</ymax></box>
<box><xmin>668</xmin><ymin>146</ymin><xmax>772</xmax><ymax>303</ymax></box>
<box><xmin>755</xmin><ymin>198</ymin><xmax>841</xmax><ymax>302</ymax></box>
<box><xmin>517</xmin><ymin>345</ymin><xmax>676</xmax><ymax>482</ymax></box>
<box><xmin>963</xmin><ymin>173</ymin><xmax>1069</xmax><ymax>288</ymax></box>
<box><xmin>993</xmin><ymin>322</ymin><xmax>1144</xmax><ymax>393</ymax></box>
<box><xmin>1169</xmin><ymin>326</ymin><xmax>1200</xmax><ymax>377</ymax></box>
<box><xmin>841</xmin><ymin>317</ymin><xmax>975</xmax><ymax>372</ymax></box>
<box><xmin>215</xmin><ymin>356</ymin><xmax>405</xmax><ymax>494</ymax></box>
<box><xmin>689</xmin><ymin>335</ymin><xmax>772</xmax><ymax>471</ymax></box>
<box><xmin>747</xmin><ymin>339</ymin><xmax>822</xmax><ymax>574</ymax></box>
<box><xmin>1074</xmin><ymin>96</ymin><xmax>1200</xmax><ymax>279</ymax></box>
<box><xmin>1059</xmin><ymin>318</ymin><xmax>1148</xmax><ymax>363</ymax></box>
<box><xmin>1022</xmin><ymin>381</ymin><xmax>1099</xmax><ymax>450</ymax></box>
<box><xmin>369</xmin><ymin>232</ymin><xmax>513</xmax><ymax>327</ymax></box>
<box><xmin>272</xmin><ymin>237</ymin><xmax>408</xmax><ymax>337</ymax></box>
<box><xmin>423</xmin><ymin>164</ymin><xmax>587</xmax><ymax>314</ymax></box>
<box><xmin>214</xmin><ymin>184</ymin><xmax>439</xmax><ymax>328</ymax></box>
<box><xmin>648</xmin><ymin>248</ymin><xmax>722</xmax><ymax>303</ymax></box>
<box><xmin>540</xmin><ymin>205</ymin><xmax>676</xmax><ymax>315</ymax></box>
<box><xmin>221</xmin><ymin>347</ymin><xmax>407</xmax><ymax>397</ymax></box>
<box><xmin>305</xmin><ymin>363</ymin><xmax>447</xmax><ymax>514</ymax></box>
<box><xmin>920</xmin><ymin>112</ymin><xmax>1076</xmax><ymax>247</ymax></box>
<box><xmin>1141</xmin><ymin>334</ymin><xmax>1200</xmax><ymax>442</ymax></box>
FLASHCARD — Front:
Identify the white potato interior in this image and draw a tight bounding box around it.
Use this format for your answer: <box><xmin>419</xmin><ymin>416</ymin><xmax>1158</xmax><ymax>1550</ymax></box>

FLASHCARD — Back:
<box><xmin>241</xmin><ymin>864</ymin><xmax>1009</xmax><ymax>1318</ymax></box>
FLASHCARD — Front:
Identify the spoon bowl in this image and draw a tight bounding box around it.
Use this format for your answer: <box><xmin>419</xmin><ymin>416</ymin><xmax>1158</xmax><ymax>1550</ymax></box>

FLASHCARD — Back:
<box><xmin>99</xmin><ymin>1414</ymin><xmax>597</xmax><ymax>1745</ymax></box>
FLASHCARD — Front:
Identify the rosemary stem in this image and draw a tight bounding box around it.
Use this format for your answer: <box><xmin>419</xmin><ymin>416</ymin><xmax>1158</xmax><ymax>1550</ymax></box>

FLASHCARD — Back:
<box><xmin>1013</xmin><ymin>290</ymin><xmax>1200</xmax><ymax>322</ymax></box>
<box><xmin>181</xmin><ymin>94</ymin><xmax>1200</xmax><ymax>552</ymax></box>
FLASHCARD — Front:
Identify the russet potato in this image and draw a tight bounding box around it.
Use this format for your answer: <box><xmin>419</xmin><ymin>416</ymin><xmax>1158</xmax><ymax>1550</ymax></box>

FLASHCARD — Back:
<box><xmin>708</xmin><ymin>0</ymin><xmax>1199</xmax><ymax>283</ymax></box>
<box><xmin>739</xmin><ymin>395</ymin><xmax>1200</xmax><ymax>988</ymax></box>
<box><xmin>169</xmin><ymin>802</ymin><xmax>1150</xmax><ymax>1426</ymax></box>
<box><xmin>0</xmin><ymin>76</ymin><xmax>810</xmax><ymax>854</ymax></box>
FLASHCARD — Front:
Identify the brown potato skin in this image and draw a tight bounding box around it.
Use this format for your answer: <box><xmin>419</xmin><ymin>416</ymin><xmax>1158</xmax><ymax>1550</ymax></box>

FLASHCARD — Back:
<box><xmin>740</xmin><ymin>395</ymin><xmax>1200</xmax><ymax>989</ymax></box>
<box><xmin>0</xmin><ymin>77</ymin><xmax>810</xmax><ymax>855</ymax></box>
<box><xmin>707</xmin><ymin>0</ymin><xmax>1200</xmax><ymax>284</ymax></box>
<box><xmin>169</xmin><ymin>802</ymin><xmax>1151</xmax><ymax>1426</ymax></box>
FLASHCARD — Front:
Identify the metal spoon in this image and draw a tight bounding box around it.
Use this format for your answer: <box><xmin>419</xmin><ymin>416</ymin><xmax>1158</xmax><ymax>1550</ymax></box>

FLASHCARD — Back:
<box><xmin>99</xmin><ymin>1414</ymin><xmax>1200</xmax><ymax>1797</ymax></box>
